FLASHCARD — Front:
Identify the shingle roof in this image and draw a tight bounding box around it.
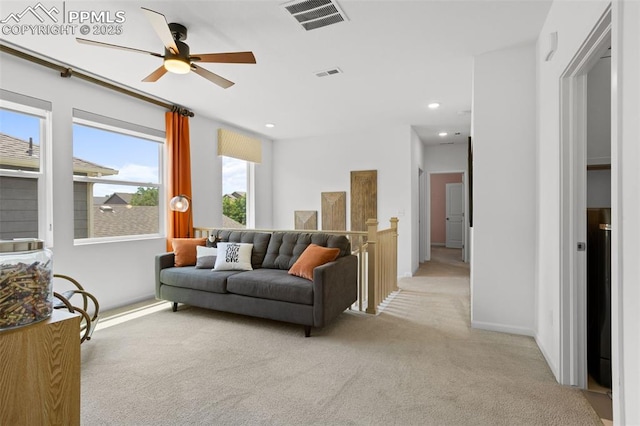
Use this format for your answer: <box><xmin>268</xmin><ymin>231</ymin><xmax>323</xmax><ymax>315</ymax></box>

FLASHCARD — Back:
<box><xmin>94</xmin><ymin>196</ymin><xmax>109</xmax><ymax>205</ymax></box>
<box><xmin>104</xmin><ymin>192</ymin><xmax>134</xmax><ymax>205</ymax></box>
<box><xmin>222</xmin><ymin>215</ymin><xmax>245</xmax><ymax>229</ymax></box>
<box><xmin>93</xmin><ymin>205</ymin><xmax>158</xmax><ymax>237</ymax></box>
<box><xmin>0</xmin><ymin>133</ymin><xmax>118</xmax><ymax>176</ymax></box>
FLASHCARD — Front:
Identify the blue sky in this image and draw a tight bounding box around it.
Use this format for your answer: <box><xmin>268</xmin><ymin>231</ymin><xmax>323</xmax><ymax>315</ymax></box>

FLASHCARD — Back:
<box><xmin>1</xmin><ymin>108</ymin><xmax>247</xmax><ymax>196</ymax></box>
<box><xmin>0</xmin><ymin>108</ymin><xmax>40</xmax><ymax>143</ymax></box>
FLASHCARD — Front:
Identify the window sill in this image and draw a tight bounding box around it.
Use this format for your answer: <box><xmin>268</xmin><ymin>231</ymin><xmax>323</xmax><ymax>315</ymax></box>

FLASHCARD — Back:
<box><xmin>73</xmin><ymin>234</ymin><xmax>164</xmax><ymax>246</ymax></box>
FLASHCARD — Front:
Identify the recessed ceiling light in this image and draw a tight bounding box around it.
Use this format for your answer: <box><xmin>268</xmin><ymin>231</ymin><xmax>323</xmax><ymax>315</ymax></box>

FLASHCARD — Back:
<box><xmin>265</xmin><ymin>123</ymin><xmax>275</xmax><ymax>128</ymax></box>
<box><xmin>438</xmin><ymin>132</ymin><xmax>448</xmax><ymax>137</ymax></box>
<box><xmin>428</xmin><ymin>103</ymin><xmax>441</xmax><ymax>109</ymax></box>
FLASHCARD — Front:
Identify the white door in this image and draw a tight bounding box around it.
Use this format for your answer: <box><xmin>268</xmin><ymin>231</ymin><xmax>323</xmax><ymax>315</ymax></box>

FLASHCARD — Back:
<box><xmin>445</xmin><ymin>182</ymin><xmax>464</xmax><ymax>249</ymax></box>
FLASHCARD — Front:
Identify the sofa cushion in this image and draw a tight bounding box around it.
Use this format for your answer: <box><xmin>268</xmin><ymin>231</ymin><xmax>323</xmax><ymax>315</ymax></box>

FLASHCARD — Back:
<box><xmin>206</xmin><ymin>230</ymin><xmax>271</xmax><ymax>269</ymax></box>
<box><xmin>214</xmin><ymin>243</ymin><xmax>253</xmax><ymax>271</ymax></box>
<box><xmin>288</xmin><ymin>244</ymin><xmax>340</xmax><ymax>281</ymax></box>
<box><xmin>262</xmin><ymin>232</ymin><xmax>351</xmax><ymax>270</ymax></box>
<box><xmin>195</xmin><ymin>246</ymin><xmax>217</xmax><ymax>269</ymax></box>
<box><xmin>160</xmin><ymin>267</ymin><xmax>240</xmax><ymax>293</ymax></box>
<box><xmin>226</xmin><ymin>269</ymin><xmax>313</xmax><ymax>305</ymax></box>
<box><xmin>172</xmin><ymin>238</ymin><xmax>207</xmax><ymax>267</ymax></box>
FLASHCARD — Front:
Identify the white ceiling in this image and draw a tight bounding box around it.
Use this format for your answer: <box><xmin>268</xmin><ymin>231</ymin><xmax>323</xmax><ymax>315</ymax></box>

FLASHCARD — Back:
<box><xmin>0</xmin><ymin>1</ymin><xmax>552</xmax><ymax>145</ymax></box>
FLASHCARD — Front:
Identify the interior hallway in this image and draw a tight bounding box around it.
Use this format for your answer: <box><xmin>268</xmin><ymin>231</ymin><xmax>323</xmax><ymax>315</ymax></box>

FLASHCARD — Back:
<box><xmin>410</xmin><ymin>245</ymin><xmax>611</xmax><ymax>425</ymax></box>
<box><xmin>416</xmin><ymin>246</ymin><xmax>469</xmax><ymax>278</ymax></box>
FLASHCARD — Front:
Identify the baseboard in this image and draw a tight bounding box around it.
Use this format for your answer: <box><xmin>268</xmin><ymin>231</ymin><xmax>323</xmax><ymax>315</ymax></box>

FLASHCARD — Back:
<box><xmin>535</xmin><ymin>333</ymin><xmax>560</xmax><ymax>381</ymax></box>
<box><xmin>471</xmin><ymin>320</ymin><xmax>535</xmax><ymax>337</ymax></box>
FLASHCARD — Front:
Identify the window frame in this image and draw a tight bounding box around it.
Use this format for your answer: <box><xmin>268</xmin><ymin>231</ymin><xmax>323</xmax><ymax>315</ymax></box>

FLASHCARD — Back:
<box><xmin>71</xmin><ymin>115</ymin><xmax>165</xmax><ymax>245</ymax></box>
<box><xmin>221</xmin><ymin>156</ymin><xmax>255</xmax><ymax>229</ymax></box>
<box><xmin>0</xmin><ymin>98</ymin><xmax>53</xmax><ymax>245</ymax></box>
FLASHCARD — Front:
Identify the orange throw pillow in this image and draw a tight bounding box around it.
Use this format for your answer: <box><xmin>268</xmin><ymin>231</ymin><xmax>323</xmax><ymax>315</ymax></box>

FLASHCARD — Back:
<box><xmin>172</xmin><ymin>238</ymin><xmax>207</xmax><ymax>267</ymax></box>
<box><xmin>288</xmin><ymin>244</ymin><xmax>340</xmax><ymax>281</ymax></box>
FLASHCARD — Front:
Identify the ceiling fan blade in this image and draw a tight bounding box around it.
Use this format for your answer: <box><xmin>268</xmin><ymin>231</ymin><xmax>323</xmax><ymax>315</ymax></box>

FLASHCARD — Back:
<box><xmin>76</xmin><ymin>38</ymin><xmax>162</xmax><ymax>57</ymax></box>
<box><xmin>191</xmin><ymin>64</ymin><xmax>234</xmax><ymax>89</ymax></box>
<box><xmin>191</xmin><ymin>52</ymin><xmax>256</xmax><ymax>64</ymax></box>
<box><xmin>142</xmin><ymin>66</ymin><xmax>168</xmax><ymax>82</ymax></box>
<box><xmin>141</xmin><ymin>7</ymin><xmax>179</xmax><ymax>55</ymax></box>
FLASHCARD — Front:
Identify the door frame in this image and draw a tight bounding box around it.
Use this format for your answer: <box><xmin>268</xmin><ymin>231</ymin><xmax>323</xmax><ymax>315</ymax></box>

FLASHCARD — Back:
<box><xmin>425</xmin><ymin>170</ymin><xmax>468</xmax><ymax>262</ymax></box>
<box><xmin>559</xmin><ymin>5</ymin><xmax>612</xmax><ymax>390</ymax></box>
<box><xmin>419</xmin><ymin>168</ymin><xmax>427</xmax><ymax>262</ymax></box>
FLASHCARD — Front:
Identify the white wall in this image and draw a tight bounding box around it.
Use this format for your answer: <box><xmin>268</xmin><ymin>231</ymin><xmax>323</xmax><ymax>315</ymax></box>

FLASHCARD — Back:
<box><xmin>190</xmin><ymin>117</ymin><xmax>223</xmax><ymax>229</ymax></box>
<box><xmin>587</xmin><ymin>170</ymin><xmax>611</xmax><ymax>208</ymax></box>
<box><xmin>254</xmin><ymin>138</ymin><xmax>273</xmax><ymax>229</ymax></box>
<box><xmin>423</xmin><ymin>143</ymin><xmax>468</xmax><ymax>172</ymax></box>
<box><xmin>612</xmin><ymin>1</ymin><xmax>640</xmax><ymax>422</ymax></box>
<box><xmin>0</xmin><ymin>51</ymin><xmax>274</xmax><ymax>311</ymax></box>
<box><xmin>410</xmin><ymin>128</ymin><xmax>424</xmax><ymax>271</ymax></box>
<box><xmin>271</xmin><ymin>125</ymin><xmax>416</xmax><ymax>276</ymax></box>
<box><xmin>471</xmin><ymin>42</ymin><xmax>536</xmax><ymax>336</ymax></box>
<box><xmin>535</xmin><ymin>0</ymin><xmax>610</xmax><ymax>382</ymax></box>
<box><xmin>422</xmin><ymin>143</ymin><xmax>468</xmax><ymax>261</ymax></box>
<box><xmin>586</xmin><ymin>54</ymin><xmax>611</xmax><ymax>209</ymax></box>
<box><xmin>587</xmin><ymin>56</ymin><xmax>612</xmax><ymax>166</ymax></box>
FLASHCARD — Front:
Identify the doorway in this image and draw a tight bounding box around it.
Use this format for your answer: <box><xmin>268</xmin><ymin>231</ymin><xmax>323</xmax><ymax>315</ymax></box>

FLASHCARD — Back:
<box><xmin>585</xmin><ymin>46</ymin><xmax>612</xmax><ymax>400</ymax></box>
<box><xmin>559</xmin><ymin>4</ymin><xmax>613</xmax><ymax>415</ymax></box>
<box><xmin>430</xmin><ymin>172</ymin><xmax>464</xmax><ymax>260</ymax></box>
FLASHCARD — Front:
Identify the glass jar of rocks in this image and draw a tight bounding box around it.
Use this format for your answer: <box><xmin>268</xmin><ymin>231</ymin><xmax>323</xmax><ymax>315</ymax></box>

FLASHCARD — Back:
<box><xmin>0</xmin><ymin>239</ymin><xmax>53</xmax><ymax>330</ymax></box>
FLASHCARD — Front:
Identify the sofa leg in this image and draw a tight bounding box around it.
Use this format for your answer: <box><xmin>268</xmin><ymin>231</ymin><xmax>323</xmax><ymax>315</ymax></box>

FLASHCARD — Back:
<box><xmin>172</xmin><ymin>302</ymin><xmax>178</xmax><ymax>312</ymax></box>
<box><xmin>304</xmin><ymin>326</ymin><xmax>311</xmax><ymax>338</ymax></box>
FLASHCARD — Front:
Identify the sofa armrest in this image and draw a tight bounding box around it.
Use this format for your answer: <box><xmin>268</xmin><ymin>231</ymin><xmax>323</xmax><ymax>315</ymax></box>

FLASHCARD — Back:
<box><xmin>312</xmin><ymin>254</ymin><xmax>358</xmax><ymax>327</ymax></box>
<box><xmin>155</xmin><ymin>252</ymin><xmax>175</xmax><ymax>298</ymax></box>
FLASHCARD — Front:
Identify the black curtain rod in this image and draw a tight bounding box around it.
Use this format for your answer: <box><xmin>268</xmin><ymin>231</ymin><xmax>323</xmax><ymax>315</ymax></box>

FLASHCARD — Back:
<box><xmin>0</xmin><ymin>43</ymin><xmax>194</xmax><ymax>117</ymax></box>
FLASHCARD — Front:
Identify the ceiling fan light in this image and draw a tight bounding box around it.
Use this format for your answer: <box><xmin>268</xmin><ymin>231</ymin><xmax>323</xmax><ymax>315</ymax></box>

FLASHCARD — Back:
<box><xmin>164</xmin><ymin>58</ymin><xmax>190</xmax><ymax>74</ymax></box>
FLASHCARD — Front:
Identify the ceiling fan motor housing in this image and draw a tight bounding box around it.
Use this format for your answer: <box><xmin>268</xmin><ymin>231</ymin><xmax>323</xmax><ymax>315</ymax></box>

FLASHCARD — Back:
<box><xmin>169</xmin><ymin>23</ymin><xmax>187</xmax><ymax>41</ymax></box>
<box><xmin>165</xmin><ymin>39</ymin><xmax>190</xmax><ymax>63</ymax></box>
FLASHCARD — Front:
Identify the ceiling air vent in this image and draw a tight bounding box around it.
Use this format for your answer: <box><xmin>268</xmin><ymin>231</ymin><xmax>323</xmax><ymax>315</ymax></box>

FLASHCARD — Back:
<box><xmin>315</xmin><ymin>67</ymin><xmax>342</xmax><ymax>77</ymax></box>
<box><xmin>281</xmin><ymin>0</ymin><xmax>349</xmax><ymax>31</ymax></box>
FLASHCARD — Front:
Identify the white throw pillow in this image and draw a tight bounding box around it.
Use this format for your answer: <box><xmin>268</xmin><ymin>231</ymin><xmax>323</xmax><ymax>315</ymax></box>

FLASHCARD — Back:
<box><xmin>195</xmin><ymin>246</ymin><xmax>217</xmax><ymax>269</ymax></box>
<box><xmin>214</xmin><ymin>242</ymin><xmax>253</xmax><ymax>271</ymax></box>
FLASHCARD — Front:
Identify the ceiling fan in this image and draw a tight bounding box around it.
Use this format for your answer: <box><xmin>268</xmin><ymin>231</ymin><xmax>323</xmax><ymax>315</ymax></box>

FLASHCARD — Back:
<box><xmin>76</xmin><ymin>7</ymin><xmax>256</xmax><ymax>89</ymax></box>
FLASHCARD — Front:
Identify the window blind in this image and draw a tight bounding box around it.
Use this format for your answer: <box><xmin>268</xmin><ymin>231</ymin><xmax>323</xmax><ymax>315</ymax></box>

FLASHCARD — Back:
<box><xmin>217</xmin><ymin>128</ymin><xmax>262</xmax><ymax>163</ymax></box>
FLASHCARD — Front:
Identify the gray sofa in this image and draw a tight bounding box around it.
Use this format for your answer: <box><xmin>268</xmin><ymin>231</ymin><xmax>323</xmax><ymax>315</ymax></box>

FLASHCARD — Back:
<box><xmin>155</xmin><ymin>230</ymin><xmax>358</xmax><ymax>336</ymax></box>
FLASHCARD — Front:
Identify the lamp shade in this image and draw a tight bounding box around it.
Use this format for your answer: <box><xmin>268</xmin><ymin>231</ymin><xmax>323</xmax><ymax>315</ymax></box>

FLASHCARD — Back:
<box><xmin>169</xmin><ymin>195</ymin><xmax>190</xmax><ymax>212</ymax></box>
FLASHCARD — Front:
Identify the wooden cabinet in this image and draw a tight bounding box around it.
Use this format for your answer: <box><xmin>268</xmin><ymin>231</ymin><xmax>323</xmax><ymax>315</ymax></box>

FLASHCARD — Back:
<box><xmin>0</xmin><ymin>310</ymin><xmax>81</xmax><ymax>425</ymax></box>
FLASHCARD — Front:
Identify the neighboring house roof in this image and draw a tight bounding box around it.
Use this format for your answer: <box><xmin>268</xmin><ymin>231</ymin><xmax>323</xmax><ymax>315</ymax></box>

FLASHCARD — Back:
<box><xmin>93</xmin><ymin>205</ymin><xmax>158</xmax><ymax>237</ymax></box>
<box><xmin>93</xmin><ymin>196</ymin><xmax>109</xmax><ymax>205</ymax></box>
<box><xmin>222</xmin><ymin>215</ymin><xmax>245</xmax><ymax>229</ymax></box>
<box><xmin>223</xmin><ymin>191</ymin><xmax>246</xmax><ymax>200</ymax></box>
<box><xmin>0</xmin><ymin>133</ymin><xmax>118</xmax><ymax>176</ymax></box>
<box><xmin>104</xmin><ymin>193</ymin><xmax>134</xmax><ymax>205</ymax></box>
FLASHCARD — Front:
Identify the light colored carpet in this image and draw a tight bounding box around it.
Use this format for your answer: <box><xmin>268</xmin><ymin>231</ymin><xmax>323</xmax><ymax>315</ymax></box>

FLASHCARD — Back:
<box><xmin>80</xmin><ymin>260</ymin><xmax>600</xmax><ymax>425</ymax></box>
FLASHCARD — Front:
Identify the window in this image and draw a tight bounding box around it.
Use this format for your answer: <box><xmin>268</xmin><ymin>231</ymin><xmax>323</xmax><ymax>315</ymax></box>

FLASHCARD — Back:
<box><xmin>72</xmin><ymin>111</ymin><xmax>164</xmax><ymax>241</ymax></box>
<box><xmin>218</xmin><ymin>128</ymin><xmax>260</xmax><ymax>229</ymax></box>
<box><xmin>222</xmin><ymin>156</ymin><xmax>248</xmax><ymax>229</ymax></box>
<box><xmin>0</xmin><ymin>97</ymin><xmax>51</xmax><ymax>243</ymax></box>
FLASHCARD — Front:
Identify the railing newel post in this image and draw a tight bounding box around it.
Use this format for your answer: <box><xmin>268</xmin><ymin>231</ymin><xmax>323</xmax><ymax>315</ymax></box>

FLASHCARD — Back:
<box><xmin>366</xmin><ymin>218</ymin><xmax>378</xmax><ymax>314</ymax></box>
<box><xmin>390</xmin><ymin>217</ymin><xmax>399</xmax><ymax>291</ymax></box>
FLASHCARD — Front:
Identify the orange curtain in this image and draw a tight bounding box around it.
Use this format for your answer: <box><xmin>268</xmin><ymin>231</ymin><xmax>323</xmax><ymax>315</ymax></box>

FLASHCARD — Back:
<box><xmin>166</xmin><ymin>111</ymin><xmax>192</xmax><ymax>250</ymax></box>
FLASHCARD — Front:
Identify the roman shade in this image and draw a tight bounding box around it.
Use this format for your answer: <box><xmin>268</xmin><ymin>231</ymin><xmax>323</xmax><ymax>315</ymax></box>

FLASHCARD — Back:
<box><xmin>217</xmin><ymin>128</ymin><xmax>262</xmax><ymax>163</ymax></box>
